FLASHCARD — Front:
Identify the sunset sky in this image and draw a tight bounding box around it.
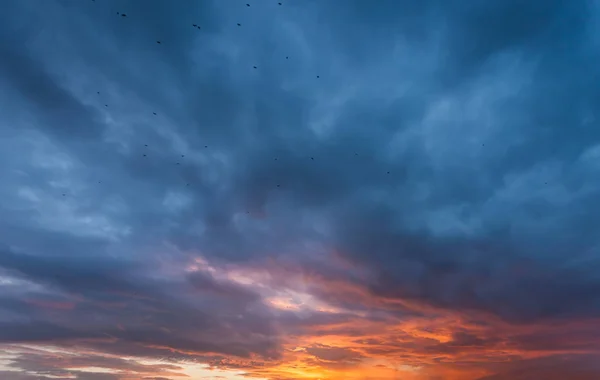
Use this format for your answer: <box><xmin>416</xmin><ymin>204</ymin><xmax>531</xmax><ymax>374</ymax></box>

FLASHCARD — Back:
<box><xmin>1</xmin><ymin>0</ymin><xmax>600</xmax><ymax>379</ymax></box>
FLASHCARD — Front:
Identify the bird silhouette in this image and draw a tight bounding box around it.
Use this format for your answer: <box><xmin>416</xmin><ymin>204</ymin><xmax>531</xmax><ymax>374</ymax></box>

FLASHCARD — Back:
<box><xmin>193</xmin><ymin>24</ymin><xmax>197</xmax><ymax>27</ymax></box>
<box><xmin>97</xmin><ymin>91</ymin><xmax>100</xmax><ymax>94</ymax></box>
<box><xmin>237</xmin><ymin>23</ymin><xmax>241</xmax><ymax>26</ymax></box>
<box><xmin>317</xmin><ymin>75</ymin><xmax>320</xmax><ymax>78</ymax></box>
<box><xmin>105</xmin><ymin>104</ymin><xmax>108</xmax><ymax>107</ymax></box>
<box><xmin>253</xmin><ymin>66</ymin><xmax>257</xmax><ymax>69</ymax></box>
<box><xmin>121</xmin><ymin>13</ymin><xmax>127</xmax><ymax>17</ymax></box>
<box><xmin>181</xmin><ymin>155</ymin><xmax>185</xmax><ymax>157</ymax></box>
<box><xmin>246</xmin><ymin>3</ymin><xmax>250</xmax><ymax>6</ymax></box>
<box><xmin>278</xmin><ymin>2</ymin><xmax>282</xmax><ymax>5</ymax></box>
<box><xmin>144</xmin><ymin>144</ymin><xmax>148</xmax><ymax>147</ymax></box>
<box><xmin>205</xmin><ymin>145</ymin><xmax>208</xmax><ymax>148</ymax></box>
<box><xmin>286</xmin><ymin>56</ymin><xmax>289</xmax><ymax>59</ymax></box>
<box><xmin>156</xmin><ymin>40</ymin><xmax>161</xmax><ymax>44</ymax></box>
<box><xmin>143</xmin><ymin>154</ymin><xmax>147</xmax><ymax>157</ymax></box>
<box><xmin>153</xmin><ymin>112</ymin><xmax>157</xmax><ymax>115</ymax></box>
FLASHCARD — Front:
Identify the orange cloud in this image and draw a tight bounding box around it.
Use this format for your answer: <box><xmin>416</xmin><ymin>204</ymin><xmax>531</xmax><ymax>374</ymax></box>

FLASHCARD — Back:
<box><xmin>4</xmin><ymin>254</ymin><xmax>600</xmax><ymax>380</ymax></box>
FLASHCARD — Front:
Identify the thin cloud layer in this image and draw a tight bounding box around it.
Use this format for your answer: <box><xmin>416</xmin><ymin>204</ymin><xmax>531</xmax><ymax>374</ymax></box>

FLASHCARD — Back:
<box><xmin>1</xmin><ymin>0</ymin><xmax>600</xmax><ymax>379</ymax></box>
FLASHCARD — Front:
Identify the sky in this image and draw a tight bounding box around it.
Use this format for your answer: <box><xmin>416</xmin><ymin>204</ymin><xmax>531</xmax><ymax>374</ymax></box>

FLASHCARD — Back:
<box><xmin>1</xmin><ymin>0</ymin><xmax>600</xmax><ymax>379</ymax></box>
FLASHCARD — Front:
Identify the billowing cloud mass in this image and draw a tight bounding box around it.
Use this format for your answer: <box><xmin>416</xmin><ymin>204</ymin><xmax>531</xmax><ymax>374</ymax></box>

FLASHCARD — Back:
<box><xmin>1</xmin><ymin>0</ymin><xmax>600</xmax><ymax>379</ymax></box>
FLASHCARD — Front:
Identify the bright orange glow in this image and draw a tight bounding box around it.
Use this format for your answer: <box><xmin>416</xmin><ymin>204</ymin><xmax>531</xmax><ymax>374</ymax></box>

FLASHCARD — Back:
<box><xmin>3</xmin><ymin>256</ymin><xmax>599</xmax><ymax>380</ymax></box>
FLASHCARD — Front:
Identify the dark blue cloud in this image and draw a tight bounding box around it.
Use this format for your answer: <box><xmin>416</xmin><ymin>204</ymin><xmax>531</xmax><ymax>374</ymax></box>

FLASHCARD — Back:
<box><xmin>1</xmin><ymin>0</ymin><xmax>600</xmax><ymax>378</ymax></box>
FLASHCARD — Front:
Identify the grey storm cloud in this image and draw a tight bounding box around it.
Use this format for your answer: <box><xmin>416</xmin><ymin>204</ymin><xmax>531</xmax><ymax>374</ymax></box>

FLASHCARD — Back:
<box><xmin>0</xmin><ymin>246</ymin><xmax>281</xmax><ymax>360</ymax></box>
<box><xmin>1</xmin><ymin>0</ymin><xmax>600</xmax><ymax>379</ymax></box>
<box><xmin>305</xmin><ymin>344</ymin><xmax>364</xmax><ymax>363</ymax></box>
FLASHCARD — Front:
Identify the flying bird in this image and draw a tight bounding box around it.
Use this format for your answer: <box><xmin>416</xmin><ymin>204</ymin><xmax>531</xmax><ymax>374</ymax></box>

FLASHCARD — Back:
<box><xmin>246</xmin><ymin>3</ymin><xmax>250</xmax><ymax>6</ymax></box>
<box><xmin>253</xmin><ymin>66</ymin><xmax>257</xmax><ymax>69</ymax></box>
<box><xmin>121</xmin><ymin>13</ymin><xmax>127</xmax><ymax>17</ymax></box>
<box><xmin>156</xmin><ymin>40</ymin><xmax>161</xmax><ymax>44</ymax></box>
<box><xmin>317</xmin><ymin>75</ymin><xmax>320</xmax><ymax>78</ymax></box>
<box><xmin>153</xmin><ymin>112</ymin><xmax>157</xmax><ymax>115</ymax></box>
<box><xmin>237</xmin><ymin>23</ymin><xmax>241</xmax><ymax>26</ymax></box>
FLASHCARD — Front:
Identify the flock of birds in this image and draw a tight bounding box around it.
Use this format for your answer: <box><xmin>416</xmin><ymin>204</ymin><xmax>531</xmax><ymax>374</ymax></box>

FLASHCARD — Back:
<box><xmin>63</xmin><ymin>2</ymin><xmax>391</xmax><ymax>199</ymax></box>
<box><xmin>112</xmin><ymin>2</ymin><xmax>317</xmax><ymax>75</ymax></box>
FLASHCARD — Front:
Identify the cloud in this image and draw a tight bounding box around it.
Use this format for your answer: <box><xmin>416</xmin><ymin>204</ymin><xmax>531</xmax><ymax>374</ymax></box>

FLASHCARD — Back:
<box><xmin>474</xmin><ymin>355</ymin><xmax>600</xmax><ymax>380</ymax></box>
<box><xmin>304</xmin><ymin>344</ymin><xmax>364</xmax><ymax>369</ymax></box>
<box><xmin>1</xmin><ymin>0</ymin><xmax>600</xmax><ymax>379</ymax></box>
<box><xmin>0</xmin><ymin>248</ymin><xmax>282</xmax><ymax>369</ymax></box>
